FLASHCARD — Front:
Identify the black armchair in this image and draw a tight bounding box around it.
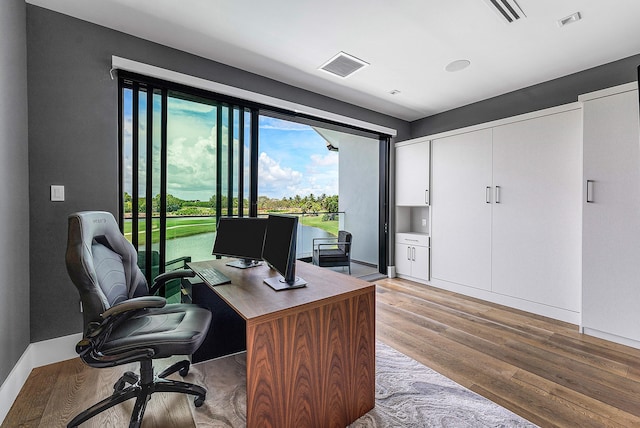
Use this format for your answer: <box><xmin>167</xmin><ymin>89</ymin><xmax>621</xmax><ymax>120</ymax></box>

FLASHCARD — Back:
<box><xmin>65</xmin><ymin>211</ymin><xmax>212</xmax><ymax>428</ymax></box>
<box><xmin>312</xmin><ymin>230</ymin><xmax>353</xmax><ymax>274</ymax></box>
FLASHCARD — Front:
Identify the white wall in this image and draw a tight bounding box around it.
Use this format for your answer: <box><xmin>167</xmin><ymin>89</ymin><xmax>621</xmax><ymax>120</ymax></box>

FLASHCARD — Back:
<box><xmin>339</xmin><ymin>135</ymin><xmax>379</xmax><ymax>265</ymax></box>
<box><xmin>0</xmin><ymin>0</ymin><xmax>30</xmax><ymax>385</ymax></box>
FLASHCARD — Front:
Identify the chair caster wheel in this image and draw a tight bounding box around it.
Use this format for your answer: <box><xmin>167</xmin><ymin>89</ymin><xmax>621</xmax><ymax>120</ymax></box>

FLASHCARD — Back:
<box><xmin>114</xmin><ymin>371</ymin><xmax>138</xmax><ymax>392</ymax></box>
<box><xmin>113</xmin><ymin>379</ymin><xmax>127</xmax><ymax>392</ymax></box>
<box><xmin>194</xmin><ymin>395</ymin><xmax>205</xmax><ymax>407</ymax></box>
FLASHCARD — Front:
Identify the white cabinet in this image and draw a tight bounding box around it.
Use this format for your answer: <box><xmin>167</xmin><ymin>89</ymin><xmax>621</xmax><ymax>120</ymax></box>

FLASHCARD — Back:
<box><xmin>581</xmin><ymin>84</ymin><xmax>640</xmax><ymax>345</ymax></box>
<box><xmin>491</xmin><ymin>109</ymin><xmax>582</xmax><ymax>312</ymax></box>
<box><xmin>431</xmin><ymin>106</ymin><xmax>582</xmax><ymax>318</ymax></box>
<box><xmin>396</xmin><ymin>139</ymin><xmax>430</xmax><ymax>206</ymax></box>
<box><xmin>395</xmin><ymin>233</ymin><xmax>429</xmax><ymax>281</ymax></box>
<box><xmin>431</xmin><ymin>128</ymin><xmax>492</xmax><ymax>291</ymax></box>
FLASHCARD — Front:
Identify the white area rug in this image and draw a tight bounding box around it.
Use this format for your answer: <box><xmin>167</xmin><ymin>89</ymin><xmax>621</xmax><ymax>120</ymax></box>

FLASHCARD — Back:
<box><xmin>186</xmin><ymin>341</ymin><xmax>537</xmax><ymax>427</ymax></box>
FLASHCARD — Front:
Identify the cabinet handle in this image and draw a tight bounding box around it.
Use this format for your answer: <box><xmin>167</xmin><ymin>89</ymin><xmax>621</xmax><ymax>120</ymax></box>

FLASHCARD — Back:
<box><xmin>495</xmin><ymin>186</ymin><xmax>501</xmax><ymax>204</ymax></box>
<box><xmin>412</xmin><ymin>247</ymin><xmax>416</xmax><ymax>261</ymax></box>
<box><xmin>407</xmin><ymin>247</ymin><xmax>411</xmax><ymax>260</ymax></box>
<box><xmin>486</xmin><ymin>186</ymin><xmax>491</xmax><ymax>204</ymax></box>
<box><xmin>586</xmin><ymin>180</ymin><xmax>594</xmax><ymax>203</ymax></box>
<box><xmin>425</xmin><ymin>189</ymin><xmax>429</xmax><ymax>205</ymax></box>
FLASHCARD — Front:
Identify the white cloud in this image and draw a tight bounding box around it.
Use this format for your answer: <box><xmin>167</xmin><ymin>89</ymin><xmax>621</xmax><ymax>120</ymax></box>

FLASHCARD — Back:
<box><xmin>258</xmin><ymin>152</ymin><xmax>303</xmax><ymax>187</ymax></box>
<box><xmin>260</xmin><ymin>116</ymin><xmax>311</xmax><ymax>131</ymax></box>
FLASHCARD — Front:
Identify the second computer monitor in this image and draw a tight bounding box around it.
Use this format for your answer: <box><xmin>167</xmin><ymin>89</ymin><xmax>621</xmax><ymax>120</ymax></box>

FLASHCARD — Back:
<box><xmin>262</xmin><ymin>214</ymin><xmax>307</xmax><ymax>290</ymax></box>
<box><xmin>212</xmin><ymin>217</ymin><xmax>267</xmax><ymax>268</ymax></box>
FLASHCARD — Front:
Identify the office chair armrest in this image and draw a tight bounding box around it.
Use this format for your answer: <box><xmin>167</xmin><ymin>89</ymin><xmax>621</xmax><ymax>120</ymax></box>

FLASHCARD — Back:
<box><xmin>101</xmin><ymin>296</ymin><xmax>167</xmax><ymax>319</ymax></box>
<box><xmin>76</xmin><ymin>339</ymin><xmax>155</xmax><ymax>368</ymax></box>
<box><xmin>149</xmin><ymin>268</ymin><xmax>197</xmax><ymax>295</ymax></box>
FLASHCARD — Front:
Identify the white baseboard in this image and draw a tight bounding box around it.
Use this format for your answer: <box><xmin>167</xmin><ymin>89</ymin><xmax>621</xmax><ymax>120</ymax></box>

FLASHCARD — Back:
<box><xmin>0</xmin><ymin>332</ymin><xmax>82</xmax><ymax>424</ymax></box>
<box><xmin>582</xmin><ymin>327</ymin><xmax>640</xmax><ymax>350</ymax></box>
<box><xmin>425</xmin><ymin>277</ymin><xmax>581</xmax><ymax>325</ymax></box>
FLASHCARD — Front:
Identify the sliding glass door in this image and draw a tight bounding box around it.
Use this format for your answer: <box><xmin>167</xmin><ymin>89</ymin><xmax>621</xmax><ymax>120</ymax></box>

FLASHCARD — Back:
<box><xmin>120</xmin><ymin>73</ymin><xmax>390</xmax><ymax>283</ymax></box>
<box><xmin>119</xmin><ymin>75</ymin><xmax>255</xmax><ymax>296</ymax></box>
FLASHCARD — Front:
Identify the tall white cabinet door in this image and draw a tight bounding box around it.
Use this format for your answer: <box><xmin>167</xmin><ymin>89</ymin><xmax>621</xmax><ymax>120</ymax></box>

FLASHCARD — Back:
<box><xmin>582</xmin><ymin>88</ymin><xmax>640</xmax><ymax>342</ymax></box>
<box><xmin>491</xmin><ymin>110</ymin><xmax>582</xmax><ymax>312</ymax></box>
<box><xmin>396</xmin><ymin>140</ymin><xmax>430</xmax><ymax>206</ymax></box>
<box><xmin>431</xmin><ymin>129</ymin><xmax>493</xmax><ymax>291</ymax></box>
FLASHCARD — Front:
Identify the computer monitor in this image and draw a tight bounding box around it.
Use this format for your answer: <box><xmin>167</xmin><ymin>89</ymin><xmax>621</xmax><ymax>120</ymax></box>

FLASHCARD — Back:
<box><xmin>212</xmin><ymin>217</ymin><xmax>267</xmax><ymax>268</ymax></box>
<box><xmin>262</xmin><ymin>214</ymin><xmax>307</xmax><ymax>290</ymax></box>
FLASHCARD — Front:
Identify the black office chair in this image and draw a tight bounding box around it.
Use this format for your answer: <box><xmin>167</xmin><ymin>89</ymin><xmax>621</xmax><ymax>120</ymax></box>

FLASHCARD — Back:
<box><xmin>65</xmin><ymin>211</ymin><xmax>212</xmax><ymax>428</ymax></box>
<box><xmin>312</xmin><ymin>230</ymin><xmax>353</xmax><ymax>274</ymax></box>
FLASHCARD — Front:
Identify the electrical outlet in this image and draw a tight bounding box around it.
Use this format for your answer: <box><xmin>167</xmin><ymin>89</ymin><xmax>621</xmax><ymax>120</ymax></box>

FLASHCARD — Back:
<box><xmin>421</xmin><ymin>218</ymin><xmax>427</xmax><ymax>226</ymax></box>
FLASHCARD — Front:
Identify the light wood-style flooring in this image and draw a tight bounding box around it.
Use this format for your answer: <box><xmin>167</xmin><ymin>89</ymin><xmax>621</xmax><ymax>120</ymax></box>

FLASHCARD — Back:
<box><xmin>4</xmin><ymin>277</ymin><xmax>640</xmax><ymax>427</ymax></box>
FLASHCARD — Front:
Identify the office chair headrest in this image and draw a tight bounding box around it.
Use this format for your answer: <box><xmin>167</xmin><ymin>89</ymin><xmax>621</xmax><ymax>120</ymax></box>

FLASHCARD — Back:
<box><xmin>66</xmin><ymin>211</ymin><xmax>147</xmax><ymax>325</ymax></box>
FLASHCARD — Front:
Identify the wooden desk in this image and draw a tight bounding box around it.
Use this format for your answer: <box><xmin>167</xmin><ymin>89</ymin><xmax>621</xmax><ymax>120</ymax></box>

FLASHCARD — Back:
<box><xmin>188</xmin><ymin>259</ymin><xmax>375</xmax><ymax>428</ymax></box>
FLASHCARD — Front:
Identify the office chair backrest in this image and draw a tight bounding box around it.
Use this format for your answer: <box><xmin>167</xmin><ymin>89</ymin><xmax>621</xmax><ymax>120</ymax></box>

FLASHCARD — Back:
<box><xmin>338</xmin><ymin>230</ymin><xmax>352</xmax><ymax>255</ymax></box>
<box><xmin>66</xmin><ymin>211</ymin><xmax>148</xmax><ymax>328</ymax></box>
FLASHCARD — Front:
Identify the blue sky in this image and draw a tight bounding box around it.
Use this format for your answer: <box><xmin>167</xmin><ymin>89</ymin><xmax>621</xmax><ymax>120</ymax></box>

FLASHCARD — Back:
<box><xmin>258</xmin><ymin>116</ymin><xmax>338</xmax><ymax>199</ymax></box>
<box><xmin>123</xmin><ymin>90</ymin><xmax>338</xmax><ymax>201</ymax></box>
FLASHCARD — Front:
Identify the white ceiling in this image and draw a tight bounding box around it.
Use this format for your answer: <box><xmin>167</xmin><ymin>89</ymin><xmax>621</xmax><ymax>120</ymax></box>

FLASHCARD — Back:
<box><xmin>26</xmin><ymin>0</ymin><xmax>640</xmax><ymax>121</ymax></box>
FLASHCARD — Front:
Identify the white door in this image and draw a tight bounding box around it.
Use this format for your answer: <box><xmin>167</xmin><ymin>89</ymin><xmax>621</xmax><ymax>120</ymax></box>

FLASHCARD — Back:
<box><xmin>582</xmin><ymin>88</ymin><xmax>640</xmax><ymax>341</ymax></box>
<box><xmin>491</xmin><ymin>109</ymin><xmax>582</xmax><ymax>312</ymax></box>
<box><xmin>396</xmin><ymin>140</ymin><xmax>429</xmax><ymax>206</ymax></box>
<box><xmin>411</xmin><ymin>245</ymin><xmax>430</xmax><ymax>281</ymax></box>
<box><xmin>431</xmin><ymin>129</ymin><xmax>493</xmax><ymax>290</ymax></box>
<box><xmin>395</xmin><ymin>244</ymin><xmax>413</xmax><ymax>277</ymax></box>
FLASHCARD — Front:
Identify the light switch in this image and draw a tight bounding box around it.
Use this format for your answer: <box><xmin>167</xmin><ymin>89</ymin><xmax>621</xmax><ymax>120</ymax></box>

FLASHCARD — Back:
<box><xmin>51</xmin><ymin>185</ymin><xmax>65</xmax><ymax>202</ymax></box>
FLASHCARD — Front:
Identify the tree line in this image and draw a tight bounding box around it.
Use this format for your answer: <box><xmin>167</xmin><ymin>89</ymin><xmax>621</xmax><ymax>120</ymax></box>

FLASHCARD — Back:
<box><xmin>124</xmin><ymin>193</ymin><xmax>339</xmax><ymax>215</ymax></box>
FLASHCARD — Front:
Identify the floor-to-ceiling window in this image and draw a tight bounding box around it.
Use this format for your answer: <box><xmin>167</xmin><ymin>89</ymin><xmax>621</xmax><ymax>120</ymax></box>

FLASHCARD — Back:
<box><xmin>119</xmin><ymin>74</ymin><xmax>256</xmax><ymax>298</ymax></box>
<box><xmin>119</xmin><ymin>73</ymin><xmax>390</xmax><ymax>284</ymax></box>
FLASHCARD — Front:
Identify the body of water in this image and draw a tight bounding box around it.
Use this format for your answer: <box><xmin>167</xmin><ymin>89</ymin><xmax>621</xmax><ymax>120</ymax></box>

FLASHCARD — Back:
<box><xmin>142</xmin><ymin>224</ymin><xmax>334</xmax><ymax>263</ymax></box>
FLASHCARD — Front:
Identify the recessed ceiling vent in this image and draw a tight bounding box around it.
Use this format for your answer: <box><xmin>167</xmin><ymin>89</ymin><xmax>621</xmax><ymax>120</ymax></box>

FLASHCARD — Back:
<box><xmin>482</xmin><ymin>0</ymin><xmax>526</xmax><ymax>23</ymax></box>
<box><xmin>319</xmin><ymin>52</ymin><xmax>369</xmax><ymax>78</ymax></box>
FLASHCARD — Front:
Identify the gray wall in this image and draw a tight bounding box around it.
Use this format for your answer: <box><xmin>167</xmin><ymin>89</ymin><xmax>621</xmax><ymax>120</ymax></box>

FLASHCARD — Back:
<box><xmin>0</xmin><ymin>0</ymin><xmax>30</xmax><ymax>384</ymax></box>
<box><xmin>410</xmin><ymin>54</ymin><xmax>640</xmax><ymax>138</ymax></box>
<box><xmin>26</xmin><ymin>5</ymin><xmax>410</xmax><ymax>342</ymax></box>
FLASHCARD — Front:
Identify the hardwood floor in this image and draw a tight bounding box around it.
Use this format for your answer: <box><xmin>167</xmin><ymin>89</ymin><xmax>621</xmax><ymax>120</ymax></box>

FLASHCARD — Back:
<box><xmin>376</xmin><ymin>278</ymin><xmax>640</xmax><ymax>428</ymax></box>
<box><xmin>2</xmin><ymin>356</ymin><xmax>195</xmax><ymax>428</ymax></box>
<box><xmin>5</xmin><ymin>277</ymin><xmax>640</xmax><ymax>427</ymax></box>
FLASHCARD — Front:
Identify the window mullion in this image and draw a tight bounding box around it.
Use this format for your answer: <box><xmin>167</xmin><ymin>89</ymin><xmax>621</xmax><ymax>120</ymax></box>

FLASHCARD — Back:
<box><xmin>249</xmin><ymin>108</ymin><xmax>259</xmax><ymax>217</ymax></box>
<box><xmin>145</xmin><ymin>86</ymin><xmax>154</xmax><ymax>281</ymax></box>
<box><xmin>132</xmin><ymin>82</ymin><xmax>140</xmax><ymax>251</ymax></box>
<box><xmin>159</xmin><ymin>88</ymin><xmax>168</xmax><ymax>273</ymax></box>
<box><xmin>238</xmin><ymin>108</ymin><xmax>245</xmax><ymax>217</ymax></box>
<box><xmin>227</xmin><ymin>106</ymin><xmax>234</xmax><ymax>216</ymax></box>
<box><xmin>216</xmin><ymin>103</ymin><xmax>223</xmax><ymax>221</ymax></box>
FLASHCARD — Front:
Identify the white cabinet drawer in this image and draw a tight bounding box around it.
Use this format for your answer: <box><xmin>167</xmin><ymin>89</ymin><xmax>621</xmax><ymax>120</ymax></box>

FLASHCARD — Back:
<box><xmin>396</xmin><ymin>233</ymin><xmax>429</xmax><ymax>247</ymax></box>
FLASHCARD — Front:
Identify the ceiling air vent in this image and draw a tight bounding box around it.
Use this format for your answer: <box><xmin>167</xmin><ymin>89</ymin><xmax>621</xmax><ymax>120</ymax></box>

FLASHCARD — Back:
<box><xmin>319</xmin><ymin>52</ymin><xmax>369</xmax><ymax>78</ymax></box>
<box><xmin>482</xmin><ymin>0</ymin><xmax>526</xmax><ymax>23</ymax></box>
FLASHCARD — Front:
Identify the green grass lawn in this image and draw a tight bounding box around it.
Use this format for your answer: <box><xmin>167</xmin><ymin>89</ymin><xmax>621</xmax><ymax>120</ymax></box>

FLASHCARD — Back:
<box><xmin>298</xmin><ymin>215</ymin><xmax>338</xmax><ymax>236</ymax></box>
<box><xmin>124</xmin><ymin>217</ymin><xmax>217</xmax><ymax>243</ymax></box>
<box><xmin>124</xmin><ymin>214</ymin><xmax>338</xmax><ymax>243</ymax></box>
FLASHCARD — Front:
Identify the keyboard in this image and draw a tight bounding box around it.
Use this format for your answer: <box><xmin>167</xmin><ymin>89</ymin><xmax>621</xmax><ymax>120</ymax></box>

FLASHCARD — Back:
<box><xmin>196</xmin><ymin>267</ymin><xmax>231</xmax><ymax>286</ymax></box>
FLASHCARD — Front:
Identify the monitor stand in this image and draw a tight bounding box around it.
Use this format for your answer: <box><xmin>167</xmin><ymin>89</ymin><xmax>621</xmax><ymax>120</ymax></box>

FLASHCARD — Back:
<box><xmin>226</xmin><ymin>259</ymin><xmax>262</xmax><ymax>269</ymax></box>
<box><xmin>263</xmin><ymin>275</ymin><xmax>307</xmax><ymax>291</ymax></box>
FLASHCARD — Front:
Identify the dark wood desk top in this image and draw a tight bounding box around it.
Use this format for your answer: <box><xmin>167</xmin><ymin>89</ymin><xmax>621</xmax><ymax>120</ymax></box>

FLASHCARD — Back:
<box><xmin>188</xmin><ymin>259</ymin><xmax>375</xmax><ymax>322</ymax></box>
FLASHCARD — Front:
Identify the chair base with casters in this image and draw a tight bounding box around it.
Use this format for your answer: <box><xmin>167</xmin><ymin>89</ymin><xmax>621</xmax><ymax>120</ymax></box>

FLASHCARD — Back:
<box><xmin>68</xmin><ymin>359</ymin><xmax>205</xmax><ymax>428</ymax></box>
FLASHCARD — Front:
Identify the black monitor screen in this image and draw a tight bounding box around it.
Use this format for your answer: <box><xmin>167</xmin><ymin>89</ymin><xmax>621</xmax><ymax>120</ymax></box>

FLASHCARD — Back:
<box><xmin>262</xmin><ymin>214</ymin><xmax>306</xmax><ymax>290</ymax></box>
<box><xmin>212</xmin><ymin>217</ymin><xmax>267</xmax><ymax>268</ymax></box>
